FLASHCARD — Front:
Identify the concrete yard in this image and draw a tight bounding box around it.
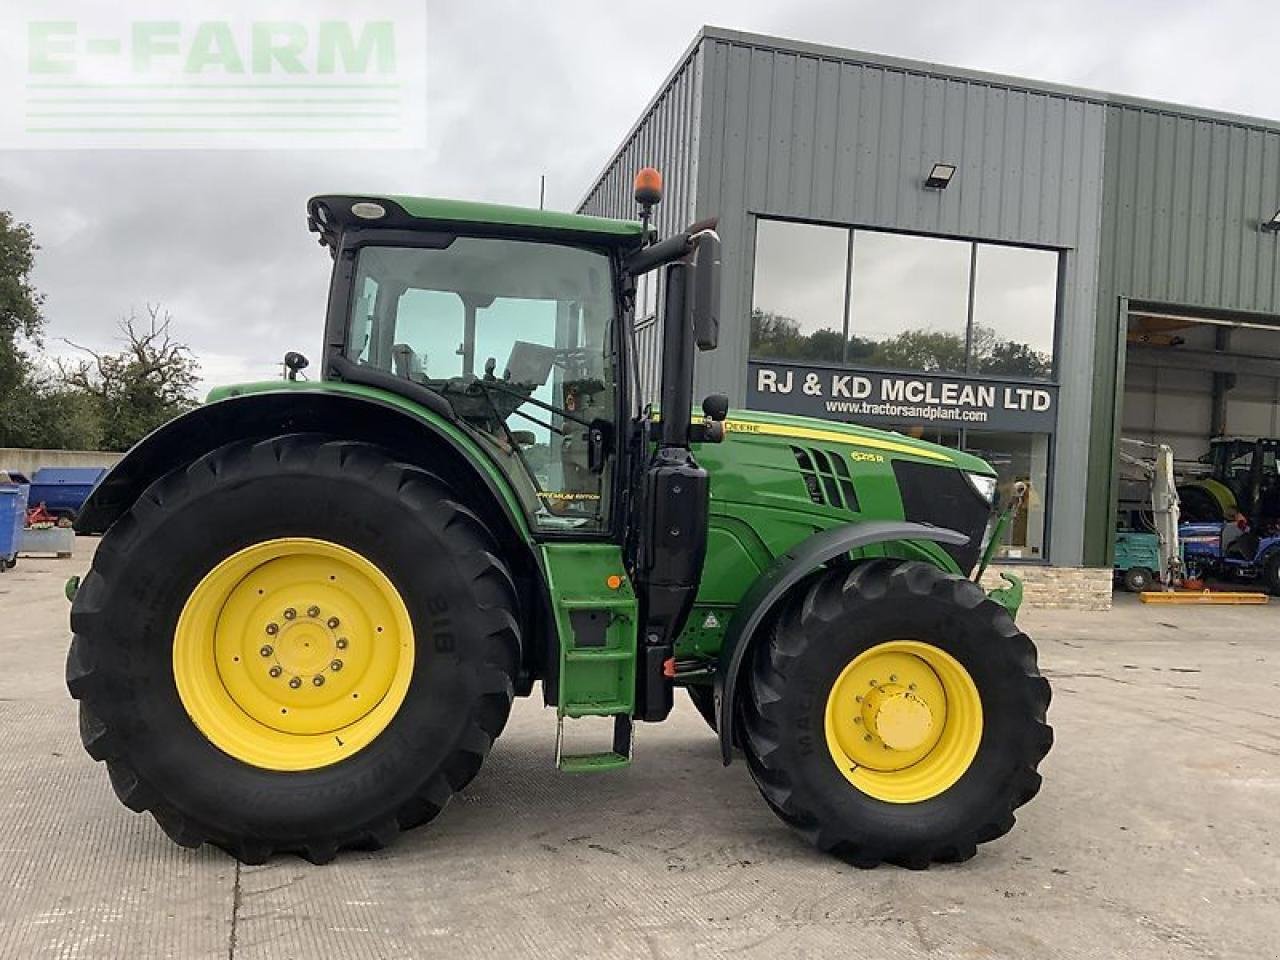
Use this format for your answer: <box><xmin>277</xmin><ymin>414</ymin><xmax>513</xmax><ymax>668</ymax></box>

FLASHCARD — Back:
<box><xmin>1</xmin><ymin>538</ymin><xmax>1277</xmax><ymax>960</ymax></box>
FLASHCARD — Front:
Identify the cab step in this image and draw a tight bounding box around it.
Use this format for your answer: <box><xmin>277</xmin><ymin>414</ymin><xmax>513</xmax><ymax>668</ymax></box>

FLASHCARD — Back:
<box><xmin>555</xmin><ymin>714</ymin><xmax>633</xmax><ymax>772</ymax></box>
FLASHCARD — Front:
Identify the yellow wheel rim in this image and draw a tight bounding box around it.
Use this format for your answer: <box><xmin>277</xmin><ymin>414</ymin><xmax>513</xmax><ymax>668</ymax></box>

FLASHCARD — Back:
<box><xmin>824</xmin><ymin>640</ymin><xmax>982</xmax><ymax>803</ymax></box>
<box><xmin>173</xmin><ymin>538</ymin><xmax>414</xmax><ymax>771</ymax></box>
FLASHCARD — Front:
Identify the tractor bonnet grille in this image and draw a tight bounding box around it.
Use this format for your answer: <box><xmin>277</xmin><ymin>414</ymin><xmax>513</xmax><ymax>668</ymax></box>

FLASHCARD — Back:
<box><xmin>791</xmin><ymin>446</ymin><xmax>860</xmax><ymax>513</ymax></box>
<box><xmin>891</xmin><ymin>460</ymin><xmax>988</xmax><ymax>573</ymax></box>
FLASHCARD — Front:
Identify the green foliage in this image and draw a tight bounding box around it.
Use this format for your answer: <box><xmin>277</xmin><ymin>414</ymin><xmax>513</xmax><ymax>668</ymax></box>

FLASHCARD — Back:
<box><xmin>0</xmin><ymin>210</ymin><xmax>52</xmax><ymax>447</ymax></box>
<box><xmin>59</xmin><ymin>306</ymin><xmax>201</xmax><ymax>451</ymax></box>
<box><xmin>0</xmin><ymin>209</ymin><xmax>200</xmax><ymax>451</ymax></box>
<box><xmin>750</xmin><ymin>309</ymin><xmax>1051</xmax><ymax>378</ymax></box>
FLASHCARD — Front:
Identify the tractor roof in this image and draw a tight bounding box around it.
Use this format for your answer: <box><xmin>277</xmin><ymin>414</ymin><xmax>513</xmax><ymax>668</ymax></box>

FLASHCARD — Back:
<box><xmin>307</xmin><ymin>194</ymin><xmax>645</xmax><ymax>250</ymax></box>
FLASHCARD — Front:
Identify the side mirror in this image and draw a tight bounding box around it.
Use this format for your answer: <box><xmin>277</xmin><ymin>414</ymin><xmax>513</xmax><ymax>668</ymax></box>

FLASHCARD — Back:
<box><xmin>690</xmin><ymin>231</ymin><xmax>720</xmax><ymax>351</ymax></box>
<box><xmin>283</xmin><ymin>351</ymin><xmax>309</xmax><ymax>381</ymax></box>
<box><xmin>702</xmin><ymin>394</ymin><xmax>729</xmax><ymax>422</ymax></box>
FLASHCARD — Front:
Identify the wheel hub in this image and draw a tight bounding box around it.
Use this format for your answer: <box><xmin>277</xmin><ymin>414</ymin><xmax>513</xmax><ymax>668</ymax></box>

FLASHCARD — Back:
<box><xmin>823</xmin><ymin>640</ymin><xmax>983</xmax><ymax>803</ymax></box>
<box><xmin>863</xmin><ymin>685</ymin><xmax>933</xmax><ymax>751</ymax></box>
<box><xmin>173</xmin><ymin>538</ymin><xmax>415</xmax><ymax>771</ymax></box>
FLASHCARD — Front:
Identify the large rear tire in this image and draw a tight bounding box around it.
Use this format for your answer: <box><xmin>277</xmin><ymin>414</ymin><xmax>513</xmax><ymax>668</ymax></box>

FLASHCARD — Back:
<box><xmin>740</xmin><ymin>559</ymin><xmax>1052</xmax><ymax>868</ymax></box>
<box><xmin>67</xmin><ymin>435</ymin><xmax>520</xmax><ymax>864</ymax></box>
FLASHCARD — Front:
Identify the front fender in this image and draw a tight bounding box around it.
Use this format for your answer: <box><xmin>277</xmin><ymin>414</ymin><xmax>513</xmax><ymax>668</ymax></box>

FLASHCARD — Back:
<box><xmin>714</xmin><ymin>520</ymin><xmax>970</xmax><ymax>765</ymax></box>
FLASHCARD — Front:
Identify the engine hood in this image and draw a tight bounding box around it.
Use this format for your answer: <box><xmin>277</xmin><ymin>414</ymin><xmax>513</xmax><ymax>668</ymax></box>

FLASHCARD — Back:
<box><xmin>716</xmin><ymin>408</ymin><xmax>995</xmax><ymax>475</ymax></box>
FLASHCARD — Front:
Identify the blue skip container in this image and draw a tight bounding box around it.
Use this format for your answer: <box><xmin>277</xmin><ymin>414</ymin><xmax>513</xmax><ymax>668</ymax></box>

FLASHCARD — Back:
<box><xmin>27</xmin><ymin>467</ymin><xmax>107</xmax><ymax>520</ymax></box>
<box><xmin>0</xmin><ymin>482</ymin><xmax>30</xmax><ymax>571</ymax></box>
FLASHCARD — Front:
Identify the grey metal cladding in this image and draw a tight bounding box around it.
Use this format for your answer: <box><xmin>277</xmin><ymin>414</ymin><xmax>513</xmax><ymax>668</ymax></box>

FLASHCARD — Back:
<box><xmin>1098</xmin><ymin>106</ymin><xmax>1280</xmax><ymax>314</ymax></box>
<box><xmin>688</xmin><ymin>31</ymin><xmax>1108</xmax><ymax>565</ymax></box>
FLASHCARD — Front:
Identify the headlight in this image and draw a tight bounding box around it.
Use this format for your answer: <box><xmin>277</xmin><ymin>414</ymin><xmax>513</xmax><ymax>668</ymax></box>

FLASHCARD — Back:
<box><xmin>965</xmin><ymin>472</ymin><xmax>998</xmax><ymax>505</ymax></box>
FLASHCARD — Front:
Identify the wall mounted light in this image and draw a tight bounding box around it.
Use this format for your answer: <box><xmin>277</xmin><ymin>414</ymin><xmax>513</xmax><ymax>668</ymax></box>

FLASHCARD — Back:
<box><xmin>924</xmin><ymin>162</ymin><xmax>956</xmax><ymax>190</ymax></box>
<box><xmin>1261</xmin><ymin>209</ymin><xmax>1280</xmax><ymax>233</ymax></box>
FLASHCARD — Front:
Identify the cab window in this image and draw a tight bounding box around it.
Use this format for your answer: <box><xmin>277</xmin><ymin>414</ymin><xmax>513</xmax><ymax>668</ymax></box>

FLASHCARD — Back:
<box><xmin>346</xmin><ymin>238</ymin><xmax>617</xmax><ymax>532</ymax></box>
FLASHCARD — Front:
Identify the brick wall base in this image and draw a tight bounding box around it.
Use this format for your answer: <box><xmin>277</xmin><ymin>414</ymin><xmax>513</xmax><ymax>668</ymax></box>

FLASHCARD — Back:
<box><xmin>979</xmin><ymin>565</ymin><xmax>1113</xmax><ymax>611</ymax></box>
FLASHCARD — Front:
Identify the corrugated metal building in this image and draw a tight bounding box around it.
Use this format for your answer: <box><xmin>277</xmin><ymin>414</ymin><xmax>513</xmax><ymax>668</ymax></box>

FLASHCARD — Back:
<box><xmin>580</xmin><ymin>26</ymin><xmax>1280</xmax><ymax>586</ymax></box>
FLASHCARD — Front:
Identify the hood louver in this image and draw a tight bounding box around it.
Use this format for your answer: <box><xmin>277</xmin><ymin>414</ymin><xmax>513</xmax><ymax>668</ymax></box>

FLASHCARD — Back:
<box><xmin>790</xmin><ymin>446</ymin><xmax>860</xmax><ymax>513</ymax></box>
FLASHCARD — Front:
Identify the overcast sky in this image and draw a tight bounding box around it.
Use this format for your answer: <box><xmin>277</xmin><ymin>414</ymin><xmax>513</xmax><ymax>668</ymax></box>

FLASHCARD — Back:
<box><xmin>3</xmin><ymin>0</ymin><xmax>1279</xmax><ymax>391</ymax></box>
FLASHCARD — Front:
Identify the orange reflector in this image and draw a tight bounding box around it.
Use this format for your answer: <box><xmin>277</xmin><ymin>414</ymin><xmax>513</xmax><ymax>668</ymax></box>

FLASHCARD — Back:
<box><xmin>606</xmin><ymin>574</ymin><xmax>623</xmax><ymax>590</ymax></box>
<box><xmin>662</xmin><ymin>657</ymin><xmax>677</xmax><ymax>678</ymax></box>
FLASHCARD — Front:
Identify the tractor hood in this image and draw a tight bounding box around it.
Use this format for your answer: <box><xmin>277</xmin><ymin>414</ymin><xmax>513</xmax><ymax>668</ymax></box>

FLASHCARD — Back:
<box><xmin>716</xmin><ymin>408</ymin><xmax>994</xmax><ymax>475</ymax></box>
<box><xmin>694</xmin><ymin>408</ymin><xmax>1001</xmax><ymax>576</ymax></box>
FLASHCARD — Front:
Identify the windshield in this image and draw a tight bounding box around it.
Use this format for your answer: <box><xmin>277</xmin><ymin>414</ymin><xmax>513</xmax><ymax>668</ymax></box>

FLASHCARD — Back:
<box><xmin>346</xmin><ymin>238</ymin><xmax>617</xmax><ymax>531</ymax></box>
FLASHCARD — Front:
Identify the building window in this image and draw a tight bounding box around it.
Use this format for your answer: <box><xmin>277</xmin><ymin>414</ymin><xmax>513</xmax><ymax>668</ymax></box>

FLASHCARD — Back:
<box><xmin>847</xmin><ymin>231</ymin><xmax>972</xmax><ymax>373</ymax></box>
<box><xmin>964</xmin><ymin>431</ymin><xmax>1051</xmax><ymax>560</ymax></box>
<box><xmin>750</xmin><ymin>219</ymin><xmax>850</xmax><ymax>364</ymax></box>
<box><xmin>971</xmin><ymin>244</ymin><xmax>1057</xmax><ymax>379</ymax></box>
<box><xmin>749</xmin><ymin>219</ymin><xmax>1060</xmax><ymax>379</ymax></box>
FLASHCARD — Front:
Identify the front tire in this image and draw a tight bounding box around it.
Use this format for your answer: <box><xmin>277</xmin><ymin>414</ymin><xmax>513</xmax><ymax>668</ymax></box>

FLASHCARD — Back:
<box><xmin>1123</xmin><ymin>566</ymin><xmax>1154</xmax><ymax>593</ymax></box>
<box><xmin>67</xmin><ymin>435</ymin><xmax>520</xmax><ymax>863</ymax></box>
<box><xmin>740</xmin><ymin>560</ymin><xmax>1052</xmax><ymax>868</ymax></box>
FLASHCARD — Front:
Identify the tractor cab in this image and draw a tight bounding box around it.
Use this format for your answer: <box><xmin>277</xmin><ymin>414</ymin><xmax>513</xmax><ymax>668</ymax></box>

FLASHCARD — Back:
<box><xmin>1181</xmin><ymin>436</ymin><xmax>1280</xmax><ymax>527</ymax></box>
<box><xmin>307</xmin><ymin>195</ymin><xmax>645</xmax><ymax>533</ymax></box>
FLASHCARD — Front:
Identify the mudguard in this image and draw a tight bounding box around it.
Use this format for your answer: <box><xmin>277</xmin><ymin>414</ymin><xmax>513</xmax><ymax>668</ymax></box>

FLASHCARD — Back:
<box><xmin>74</xmin><ymin>385</ymin><xmax>544</xmax><ymax>688</ymax></box>
<box><xmin>76</xmin><ymin>386</ymin><xmax>530</xmax><ymax>540</ymax></box>
<box><xmin>714</xmin><ymin>520</ymin><xmax>970</xmax><ymax>765</ymax></box>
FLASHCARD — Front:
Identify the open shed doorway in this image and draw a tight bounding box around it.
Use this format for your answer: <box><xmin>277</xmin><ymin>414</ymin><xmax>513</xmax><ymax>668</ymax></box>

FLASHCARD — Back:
<box><xmin>1121</xmin><ymin>305</ymin><xmax>1280</xmax><ymax>531</ymax></box>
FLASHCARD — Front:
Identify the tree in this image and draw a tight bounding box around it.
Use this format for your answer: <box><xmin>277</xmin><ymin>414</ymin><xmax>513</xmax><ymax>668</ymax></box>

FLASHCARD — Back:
<box><xmin>60</xmin><ymin>304</ymin><xmax>201</xmax><ymax>451</ymax></box>
<box><xmin>0</xmin><ymin>210</ymin><xmax>50</xmax><ymax>447</ymax></box>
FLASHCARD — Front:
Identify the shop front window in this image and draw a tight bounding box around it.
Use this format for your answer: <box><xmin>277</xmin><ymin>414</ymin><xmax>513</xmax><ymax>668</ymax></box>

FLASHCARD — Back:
<box><xmin>847</xmin><ymin>231</ymin><xmax>971</xmax><ymax>373</ymax></box>
<box><xmin>748</xmin><ymin>219</ymin><xmax>1060</xmax><ymax>378</ymax></box>
<box><xmin>971</xmin><ymin>244</ymin><xmax>1058</xmax><ymax>380</ymax></box>
<box><xmin>750</xmin><ymin>219</ymin><xmax>850</xmax><ymax>364</ymax></box>
<box><xmin>964</xmin><ymin>431</ymin><xmax>1051</xmax><ymax>560</ymax></box>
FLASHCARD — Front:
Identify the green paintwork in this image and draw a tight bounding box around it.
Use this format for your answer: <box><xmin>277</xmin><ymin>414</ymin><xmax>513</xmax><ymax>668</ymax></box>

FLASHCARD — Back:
<box><xmin>540</xmin><ymin>543</ymin><xmax>637</xmax><ymax>771</ymax></box>
<box><xmin>986</xmin><ymin>572</ymin><xmax>1024</xmax><ymax>618</ymax></box>
<box><xmin>384</xmin><ymin>195</ymin><xmax>646</xmax><ymax>241</ymax></box>
<box><xmin>677</xmin><ymin>410</ymin><xmax>977</xmax><ymax>656</ymax></box>
<box><xmin>204</xmin><ymin>379</ymin><xmax>533</xmax><ymax>541</ymax></box>
<box><xmin>539</xmin><ymin>543</ymin><xmax>637</xmax><ymax>719</ymax></box>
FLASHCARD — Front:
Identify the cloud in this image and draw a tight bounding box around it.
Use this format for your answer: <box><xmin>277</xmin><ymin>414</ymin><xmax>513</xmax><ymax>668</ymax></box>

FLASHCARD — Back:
<box><xmin>1</xmin><ymin>0</ymin><xmax>1277</xmax><ymax>393</ymax></box>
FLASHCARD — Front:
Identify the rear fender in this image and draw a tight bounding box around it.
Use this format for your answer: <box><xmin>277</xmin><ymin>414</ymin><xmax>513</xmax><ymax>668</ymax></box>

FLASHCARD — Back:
<box><xmin>714</xmin><ymin>520</ymin><xmax>969</xmax><ymax>765</ymax></box>
<box><xmin>75</xmin><ymin>387</ymin><xmax>543</xmax><ymax>687</ymax></box>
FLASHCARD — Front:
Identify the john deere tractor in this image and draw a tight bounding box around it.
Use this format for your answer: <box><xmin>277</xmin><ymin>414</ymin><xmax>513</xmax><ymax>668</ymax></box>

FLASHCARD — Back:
<box><xmin>67</xmin><ymin>169</ymin><xmax>1051</xmax><ymax>868</ymax></box>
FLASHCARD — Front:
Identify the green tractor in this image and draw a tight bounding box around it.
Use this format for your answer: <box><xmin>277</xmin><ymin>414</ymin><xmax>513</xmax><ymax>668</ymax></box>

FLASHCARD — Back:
<box><xmin>67</xmin><ymin>170</ymin><xmax>1051</xmax><ymax>868</ymax></box>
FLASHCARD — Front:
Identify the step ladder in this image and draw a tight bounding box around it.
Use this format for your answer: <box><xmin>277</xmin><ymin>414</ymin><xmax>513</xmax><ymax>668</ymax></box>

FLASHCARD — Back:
<box><xmin>555</xmin><ymin>713</ymin><xmax>634</xmax><ymax>772</ymax></box>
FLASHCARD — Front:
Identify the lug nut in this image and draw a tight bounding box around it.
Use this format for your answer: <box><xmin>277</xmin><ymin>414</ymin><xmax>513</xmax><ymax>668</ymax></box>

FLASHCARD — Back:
<box><xmin>327</xmin><ymin>617</ymin><xmax>340</xmax><ymax>629</ymax></box>
<box><xmin>307</xmin><ymin>605</ymin><xmax>320</xmax><ymax>618</ymax></box>
<box><xmin>889</xmin><ymin>674</ymin><xmax>898</xmax><ymax>682</ymax></box>
<box><xmin>259</xmin><ymin>645</ymin><xmax>273</xmax><ymax>658</ymax></box>
<box><xmin>265</xmin><ymin>623</ymin><xmax>279</xmax><ymax>636</ymax></box>
<box><xmin>864</xmin><ymin>733</ymin><xmax>873</xmax><ymax>742</ymax></box>
<box><xmin>283</xmin><ymin>608</ymin><xmax>296</xmax><ymax>620</ymax></box>
<box><xmin>313</xmin><ymin>675</ymin><xmax>325</xmax><ymax>687</ymax></box>
<box><xmin>908</xmin><ymin>683</ymin><xmax>917</xmax><ymax>691</ymax></box>
<box><xmin>336</xmin><ymin>637</ymin><xmax>348</xmax><ymax>650</ymax></box>
<box><xmin>854</xmin><ymin>717</ymin><xmax>862</xmax><ymax>725</ymax></box>
<box><xmin>269</xmin><ymin>666</ymin><xmax>282</xmax><ymax>678</ymax></box>
<box><xmin>330</xmin><ymin>659</ymin><xmax>343</xmax><ymax>672</ymax></box>
<box><xmin>289</xmin><ymin>677</ymin><xmax>302</xmax><ymax>689</ymax></box>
